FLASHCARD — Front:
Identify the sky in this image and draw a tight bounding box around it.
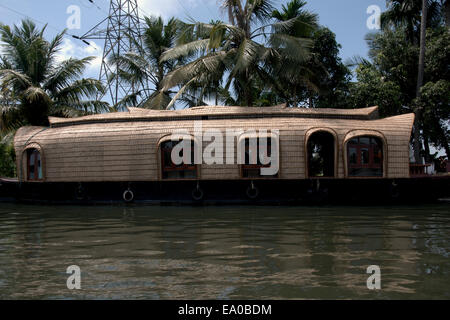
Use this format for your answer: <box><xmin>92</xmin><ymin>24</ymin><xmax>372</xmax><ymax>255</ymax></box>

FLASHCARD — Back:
<box><xmin>0</xmin><ymin>0</ymin><xmax>388</xmax><ymax>80</ymax></box>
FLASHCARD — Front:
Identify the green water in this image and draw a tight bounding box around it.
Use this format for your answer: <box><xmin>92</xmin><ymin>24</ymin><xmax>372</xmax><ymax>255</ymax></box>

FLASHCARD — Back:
<box><xmin>0</xmin><ymin>203</ymin><xmax>449</xmax><ymax>299</ymax></box>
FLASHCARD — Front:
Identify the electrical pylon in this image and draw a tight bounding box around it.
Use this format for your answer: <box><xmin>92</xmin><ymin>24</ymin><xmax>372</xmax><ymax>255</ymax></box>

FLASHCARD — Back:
<box><xmin>74</xmin><ymin>0</ymin><xmax>148</xmax><ymax>109</ymax></box>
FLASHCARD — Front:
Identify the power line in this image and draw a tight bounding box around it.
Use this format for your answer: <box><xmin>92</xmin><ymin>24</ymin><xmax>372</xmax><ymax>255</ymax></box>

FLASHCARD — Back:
<box><xmin>134</xmin><ymin>2</ymin><xmax>152</xmax><ymax>18</ymax></box>
<box><xmin>174</xmin><ymin>0</ymin><xmax>196</xmax><ymax>20</ymax></box>
<box><xmin>82</xmin><ymin>0</ymin><xmax>110</xmax><ymax>16</ymax></box>
<box><xmin>0</xmin><ymin>3</ymin><xmax>101</xmax><ymax>52</ymax></box>
<box><xmin>200</xmin><ymin>0</ymin><xmax>216</xmax><ymax>19</ymax></box>
<box><xmin>0</xmin><ymin>3</ymin><xmax>76</xmax><ymax>38</ymax></box>
<box><xmin>77</xmin><ymin>0</ymin><xmax>96</xmax><ymax>9</ymax></box>
<box><xmin>87</xmin><ymin>0</ymin><xmax>104</xmax><ymax>11</ymax></box>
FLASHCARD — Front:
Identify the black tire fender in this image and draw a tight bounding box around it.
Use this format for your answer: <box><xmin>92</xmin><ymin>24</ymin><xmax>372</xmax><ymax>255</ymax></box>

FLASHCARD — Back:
<box><xmin>192</xmin><ymin>187</ymin><xmax>204</xmax><ymax>201</ymax></box>
<box><xmin>123</xmin><ymin>189</ymin><xmax>134</xmax><ymax>203</ymax></box>
<box><xmin>246</xmin><ymin>183</ymin><xmax>259</xmax><ymax>199</ymax></box>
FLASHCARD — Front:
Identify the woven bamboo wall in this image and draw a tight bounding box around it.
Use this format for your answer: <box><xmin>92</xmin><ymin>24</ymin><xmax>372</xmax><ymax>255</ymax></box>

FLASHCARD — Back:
<box><xmin>14</xmin><ymin>108</ymin><xmax>414</xmax><ymax>182</ymax></box>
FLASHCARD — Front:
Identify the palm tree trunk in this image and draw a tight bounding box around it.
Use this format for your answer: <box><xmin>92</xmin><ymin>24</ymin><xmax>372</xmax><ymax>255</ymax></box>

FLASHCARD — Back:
<box><xmin>412</xmin><ymin>0</ymin><xmax>428</xmax><ymax>164</ymax></box>
<box><xmin>246</xmin><ymin>89</ymin><xmax>253</xmax><ymax>107</ymax></box>
<box><xmin>245</xmin><ymin>70</ymin><xmax>253</xmax><ymax>107</ymax></box>
<box><xmin>423</xmin><ymin>133</ymin><xmax>431</xmax><ymax>162</ymax></box>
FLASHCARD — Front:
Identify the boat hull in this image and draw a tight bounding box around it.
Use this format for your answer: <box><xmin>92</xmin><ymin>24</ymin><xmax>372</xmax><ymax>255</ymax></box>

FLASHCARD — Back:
<box><xmin>1</xmin><ymin>176</ymin><xmax>449</xmax><ymax>205</ymax></box>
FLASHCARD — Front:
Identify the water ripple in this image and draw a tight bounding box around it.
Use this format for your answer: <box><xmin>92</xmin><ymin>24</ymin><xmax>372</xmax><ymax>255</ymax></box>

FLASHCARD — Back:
<box><xmin>0</xmin><ymin>203</ymin><xmax>449</xmax><ymax>299</ymax></box>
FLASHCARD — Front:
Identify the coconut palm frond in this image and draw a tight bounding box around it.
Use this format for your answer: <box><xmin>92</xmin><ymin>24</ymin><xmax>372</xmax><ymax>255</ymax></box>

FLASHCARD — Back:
<box><xmin>0</xmin><ymin>103</ymin><xmax>23</xmax><ymax>133</ymax></box>
<box><xmin>345</xmin><ymin>55</ymin><xmax>372</xmax><ymax>68</ymax></box>
<box><xmin>50</xmin><ymin>105</ymin><xmax>85</xmax><ymax>118</ymax></box>
<box><xmin>268</xmin><ymin>33</ymin><xmax>312</xmax><ymax>63</ymax></box>
<box><xmin>0</xmin><ymin>69</ymin><xmax>32</xmax><ymax>90</ymax></box>
<box><xmin>22</xmin><ymin>86</ymin><xmax>52</xmax><ymax>105</ymax></box>
<box><xmin>53</xmin><ymin>78</ymin><xmax>104</xmax><ymax>106</ymax></box>
<box><xmin>269</xmin><ymin>13</ymin><xmax>318</xmax><ymax>37</ymax></box>
<box><xmin>161</xmin><ymin>38</ymin><xmax>210</xmax><ymax>62</ymax></box>
<box><xmin>46</xmin><ymin>30</ymin><xmax>66</xmax><ymax>67</ymax></box>
<box><xmin>166</xmin><ymin>77</ymin><xmax>199</xmax><ymax>110</ymax></box>
<box><xmin>161</xmin><ymin>52</ymin><xmax>225</xmax><ymax>91</ymax></box>
<box><xmin>248</xmin><ymin>0</ymin><xmax>275</xmax><ymax>24</ymax></box>
<box><xmin>141</xmin><ymin>90</ymin><xmax>173</xmax><ymax>110</ymax></box>
<box><xmin>110</xmin><ymin>53</ymin><xmax>157</xmax><ymax>86</ymax></box>
<box><xmin>44</xmin><ymin>57</ymin><xmax>94</xmax><ymax>92</ymax></box>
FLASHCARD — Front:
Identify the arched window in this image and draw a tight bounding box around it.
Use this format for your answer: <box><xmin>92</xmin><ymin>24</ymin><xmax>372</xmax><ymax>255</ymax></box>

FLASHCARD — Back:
<box><xmin>160</xmin><ymin>139</ymin><xmax>198</xmax><ymax>179</ymax></box>
<box><xmin>27</xmin><ymin>149</ymin><xmax>43</xmax><ymax>181</ymax></box>
<box><xmin>307</xmin><ymin>131</ymin><xmax>335</xmax><ymax>177</ymax></box>
<box><xmin>347</xmin><ymin>136</ymin><xmax>383</xmax><ymax>177</ymax></box>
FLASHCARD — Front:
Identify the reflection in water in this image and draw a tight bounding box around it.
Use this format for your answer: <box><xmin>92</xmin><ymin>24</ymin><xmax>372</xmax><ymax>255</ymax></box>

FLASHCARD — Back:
<box><xmin>0</xmin><ymin>204</ymin><xmax>449</xmax><ymax>299</ymax></box>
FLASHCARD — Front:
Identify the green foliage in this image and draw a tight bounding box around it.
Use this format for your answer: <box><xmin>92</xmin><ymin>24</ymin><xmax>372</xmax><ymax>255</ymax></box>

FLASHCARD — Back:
<box><xmin>307</xmin><ymin>27</ymin><xmax>351</xmax><ymax>108</ymax></box>
<box><xmin>416</xmin><ymin>79</ymin><xmax>450</xmax><ymax>156</ymax></box>
<box><xmin>420</xmin><ymin>27</ymin><xmax>450</xmax><ymax>157</ymax></box>
<box><xmin>0</xmin><ymin>140</ymin><xmax>15</xmax><ymax>178</ymax></box>
<box><xmin>365</xmin><ymin>28</ymin><xmax>419</xmax><ymax>104</ymax></box>
<box><xmin>352</xmin><ymin>26</ymin><xmax>449</xmax><ymax>115</ymax></box>
<box><xmin>425</xmin><ymin>26</ymin><xmax>450</xmax><ymax>82</ymax></box>
<box><xmin>350</xmin><ymin>64</ymin><xmax>403</xmax><ymax>117</ymax></box>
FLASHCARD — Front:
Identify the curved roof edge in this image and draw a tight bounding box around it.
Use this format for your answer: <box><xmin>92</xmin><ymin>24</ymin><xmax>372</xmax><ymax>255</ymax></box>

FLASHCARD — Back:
<box><xmin>14</xmin><ymin>112</ymin><xmax>415</xmax><ymax>148</ymax></box>
<box><xmin>14</xmin><ymin>126</ymin><xmax>49</xmax><ymax>148</ymax></box>
<box><xmin>48</xmin><ymin>105</ymin><xmax>380</xmax><ymax>128</ymax></box>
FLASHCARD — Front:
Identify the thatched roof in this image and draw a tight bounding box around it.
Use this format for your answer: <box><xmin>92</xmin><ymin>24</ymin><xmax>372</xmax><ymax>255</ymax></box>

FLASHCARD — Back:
<box><xmin>48</xmin><ymin>105</ymin><xmax>380</xmax><ymax>127</ymax></box>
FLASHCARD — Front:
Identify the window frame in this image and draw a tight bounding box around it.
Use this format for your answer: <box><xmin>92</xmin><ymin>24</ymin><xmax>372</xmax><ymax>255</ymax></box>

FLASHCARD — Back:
<box><xmin>26</xmin><ymin>148</ymin><xmax>43</xmax><ymax>181</ymax></box>
<box><xmin>159</xmin><ymin>138</ymin><xmax>199</xmax><ymax>180</ymax></box>
<box><xmin>346</xmin><ymin>135</ymin><xmax>384</xmax><ymax>178</ymax></box>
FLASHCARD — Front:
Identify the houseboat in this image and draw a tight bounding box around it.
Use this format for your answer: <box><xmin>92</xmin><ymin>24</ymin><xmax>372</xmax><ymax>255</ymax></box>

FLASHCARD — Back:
<box><xmin>3</xmin><ymin>105</ymin><xmax>449</xmax><ymax>204</ymax></box>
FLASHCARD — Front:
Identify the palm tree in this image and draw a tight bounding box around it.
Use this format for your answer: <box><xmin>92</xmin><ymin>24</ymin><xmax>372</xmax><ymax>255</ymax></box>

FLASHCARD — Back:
<box><xmin>272</xmin><ymin>0</ymin><xmax>317</xmax><ymax>26</ymax></box>
<box><xmin>0</xmin><ymin>19</ymin><xmax>107</xmax><ymax>133</ymax></box>
<box><xmin>381</xmin><ymin>0</ymin><xmax>442</xmax><ymax>42</ymax></box>
<box><xmin>271</xmin><ymin>0</ymin><xmax>322</xmax><ymax>107</ymax></box>
<box><xmin>110</xmin><ymin>16</ymin><xmax>185</xmax><ymax>110</ymax></box>
<box><xmin>380</xmin><ymin>0</ymin><xmax>445</xmax><ymax>163</ymax></box>
<box><xmin>159</xmin><ymin>0</ymin><xmax>318</xmax><ymax>108</ymax></box>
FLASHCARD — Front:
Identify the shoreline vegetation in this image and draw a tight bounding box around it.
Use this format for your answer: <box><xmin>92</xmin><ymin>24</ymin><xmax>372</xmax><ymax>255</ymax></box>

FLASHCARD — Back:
<box><xmin>1</xmin><ymin>0</ymin><xmax>449</xmax><ymax>178</ymax></box>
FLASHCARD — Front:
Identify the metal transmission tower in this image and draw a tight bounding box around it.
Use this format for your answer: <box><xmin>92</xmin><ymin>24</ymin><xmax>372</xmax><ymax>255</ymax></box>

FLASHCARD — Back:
<box><xmin>74</xmin><ymin>0</ymin><xmax>148</xmax><ymax>108</ymax></box>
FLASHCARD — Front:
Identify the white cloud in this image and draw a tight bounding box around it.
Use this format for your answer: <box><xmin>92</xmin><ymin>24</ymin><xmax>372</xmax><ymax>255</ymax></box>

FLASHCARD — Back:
<box><xmin>137</xmin><ymin>0</ymin><xmax>211</xmax><ymax>20</ymax></box>
<box><xmin>55</xmin><ymin>38</ymin><xmax>102</xmax><ymax>77</ymax></box>
<box><xmin>137</xmin><ymin>0</ymin><xmax>183</xmax><ymax>19</ymax></box>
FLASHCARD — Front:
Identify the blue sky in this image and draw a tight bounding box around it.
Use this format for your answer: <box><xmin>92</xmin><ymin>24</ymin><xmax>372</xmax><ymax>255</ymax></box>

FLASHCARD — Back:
<box><xmin>0</xmin><ymin>0</ymin><xmax>388</xmax><ymax>79</ymax></box>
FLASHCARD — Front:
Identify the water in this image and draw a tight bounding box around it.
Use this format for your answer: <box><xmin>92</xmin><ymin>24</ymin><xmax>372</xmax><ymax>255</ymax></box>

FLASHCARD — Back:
<box><xmin>0</xmin><ymin>203</ymin><xmax>449</xmax><ymax>299</ymax></box>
